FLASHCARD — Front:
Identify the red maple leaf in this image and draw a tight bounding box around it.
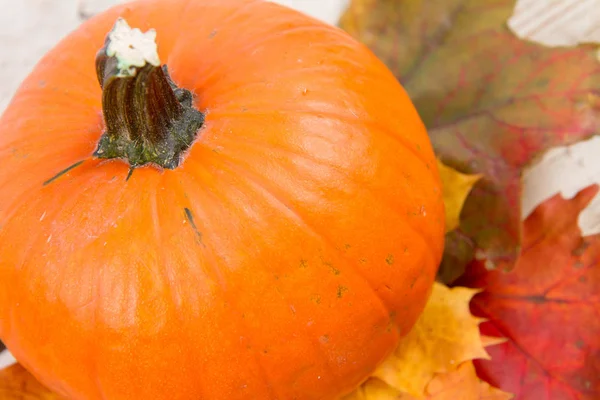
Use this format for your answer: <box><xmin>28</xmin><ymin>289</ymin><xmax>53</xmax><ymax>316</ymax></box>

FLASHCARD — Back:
<box><xmin>458</xmin><ymin>185</ymin><xmax>600</xmax><ymax>399</ymax></box>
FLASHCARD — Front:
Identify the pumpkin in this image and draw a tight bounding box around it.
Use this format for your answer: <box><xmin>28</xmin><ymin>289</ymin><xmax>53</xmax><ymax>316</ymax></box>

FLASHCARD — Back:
<box><xmin>0</xmin><ymin>0</ymin><xmax>445</xmax><ymax>399</ymax></box>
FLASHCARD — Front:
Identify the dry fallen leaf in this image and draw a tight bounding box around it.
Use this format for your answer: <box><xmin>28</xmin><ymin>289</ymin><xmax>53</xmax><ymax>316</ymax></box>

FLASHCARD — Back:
<box><xmin>0</xmin><ymin>364</ymin><xmax>61</xmax><ymax>399</ymax></box>
<box><xmin>346</xmin><ymin>378</ymin><xmax>400</xmax><ymax>400</ymax></box>
<box><xmin>437</xmin><ymin>160</ymin><xmax>482</xmax><ymax>283</ymax></box>
<box><xmin>339</xmin><ymin>0</ymin><xmax>600</xmax><ymax>274</ymax></box>
<box><xmin>438</xmin><ymin>160</ymin><xmax>481</xmax><ymax>233</ymax></box>
<box><xmin>459</xmin><ymin>185</ymin><xmax>600</xmax><ymax>399</ymax></box>
<box><xmin>347</xmin><ymin>363</ymin><xmax>513</xmax><ymax>400</ymax></box>
<box><xmin>345</xmin><ymin>283</ymin><xmax>505</xmax><ymax>399</ymax></box>
<box><xmin>396</xmin><ymin>361</ymin><xmax>513</xmax><ymax>400</ymax></box>
<box><xmin>371</xmin><ymin>284</ymin><xmax>492</xmax><ymax>396</ymax></box>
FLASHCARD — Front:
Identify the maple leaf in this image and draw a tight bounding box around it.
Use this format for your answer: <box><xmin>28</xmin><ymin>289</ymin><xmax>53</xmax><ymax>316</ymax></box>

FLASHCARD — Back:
<box><xmin>458</xmin><ymin>185</ymin><xmax>600</xmax><ymax>399</ymax></box>
<box><xmin>396</xmin><ymin>361</ymin><xmax>513</xmax><ymax>400</ymax></box>
<box><xmin>348</xmin><ymin>362</ymin><xmax>512</xmax><ymax>400</ymax></box>
<box><xmin>339</xmin><ymin>0</ymin><xmax>600</xmax><ymax>273</ymax></box>
<box><xmin>345</xmin><ymin>282</ymin><xmax>507</xmax><ymax>399</ymax></box>
<box><xmin>436</xmin><ymin>160</ymin><xmax>481</xmax><ymax>282</ymax></box>
<box><xmin>0</xmin><ymin>364</ymin><xmax>62</xmax><ymax>399</ymax></box>
<box><xmin>346</xmin><ymin>378</ymin><xmax>399</xmax><ymax>400</ymax></box>
<box><xmin>372</xmin><ymin>284</ymin><xmax>490</xmax><ymax>396</ymax></box>
<box><xmin>438</xmin><ymin>160</ymin><xmax>481</xmax><ymax>234</ymax></box>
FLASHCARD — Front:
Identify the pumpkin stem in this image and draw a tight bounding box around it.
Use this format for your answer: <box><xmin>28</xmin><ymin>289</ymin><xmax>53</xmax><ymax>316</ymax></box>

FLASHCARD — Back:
<box><xmin>94</xmin><ymin>18</ymin><xmax>204</xmax><ymax>169</ymax></box>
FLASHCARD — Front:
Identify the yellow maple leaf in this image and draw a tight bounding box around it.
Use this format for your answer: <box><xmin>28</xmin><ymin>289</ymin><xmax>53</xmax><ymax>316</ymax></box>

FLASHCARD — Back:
<box><xmin>0</xmin><ymin>364</ymin><xmax>62</xmax><ymax>399</ymax></box>
<box><xmin>371</xmin><ymin>283</ymin><xmax>491</xmax><ymax>396</ymax></box>
<box><xmin>435</xmin><ymin>159</ymin><xmax>483</xmax><ymax>283</ymax></box>
<box><xmin>437</xmin><ymin>160</ymin><xmax>482</xmax><ymax>233</ymax></box>
<box><xmin>344</xmin><ymin>282</ymin><xmax>510</xmax><ymax>400</ymax></box>
<box><xmin>345</xmin><ymin>378</ymin><xmax>400</xmax><ymax>400</ymax></box>
<box><xmin>396</xmin><ymin>362</ymin><xmax>513</xmax><ymax>400</ymax></box>
<box><xmin>346</xmin><ymin>362</ymin><xmax>513</xmax><ymax>400</ymax></box>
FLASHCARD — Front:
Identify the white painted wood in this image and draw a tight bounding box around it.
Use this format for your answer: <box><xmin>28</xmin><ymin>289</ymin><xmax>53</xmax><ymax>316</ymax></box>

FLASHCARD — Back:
<box><xmin>268</xmin><ymin>0</ymin><xmax>349</xmax><ymax>25</ymax></box>
<box><xmin>508</xmin><ymin>0</ymin><xmax>600</xmax><ymax>47</ymax></box>
<box><xmin>522</xmin><ymin>136</ymin><xmax>600</xmax><ymax>235</ymax></box>
<box><xmin>0</xmin><ymin>0</ymin><xmax>81</xmax><ymax>113</ymax></box>
<box><xmin>0</xmin><ymin>351</ymin><xmax>15</xmax><ymax>369</ymax></box>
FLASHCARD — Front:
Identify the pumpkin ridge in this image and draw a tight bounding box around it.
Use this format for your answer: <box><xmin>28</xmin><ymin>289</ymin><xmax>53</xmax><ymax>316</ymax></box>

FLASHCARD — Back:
<box><xmin>305</xmin><ymin>335</ymin><xmax>345</xmax><ymax>396</ymax></box>
<box><xmin>214</xmin><ymin>156</ymin><xmax>396</xmax><ymax>327</ymax></box>
<box><xmin>179</xmin><ymin>159</ymin><xmax>365</xmax><ymax>398</ymax></box>
<box><xmin>171</xmin><ymin>204</ymin><xmax>279</xmax><ymax>396</ymax></box>
<box><xmin>168</xmin><ymin>173</ymin><xmax>230</xmax><ymax>291</ymax></box>
<box><xmin>364</xmin><ymin>119</ymin><xmax>435</xmax><ymax>172</ymax></box>
<box><xmin>356</xmin><ymin>181</ymin><xmax>442</xmax><ymax>263</ymax></box>
<box><xmin>214</xmin><ymin>131</ymin><xmax>350</xmax><ymax>175</ymax></box>
<box><xmin>210</xmin><ymin>106</ymin><xmax>436</xmax><ymax>178</ymax></box>
<box><xmin>210</xmin><ymin>123</ymin><xmax>440</xmax><ymax>271</ymax></box>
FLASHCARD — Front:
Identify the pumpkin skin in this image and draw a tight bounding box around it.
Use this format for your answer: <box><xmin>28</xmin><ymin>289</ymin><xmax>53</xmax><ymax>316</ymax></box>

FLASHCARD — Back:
<box><xmin>0</xmin><ymin>0</ymin><xmax>445</xmax><ymax>399</ymax></box>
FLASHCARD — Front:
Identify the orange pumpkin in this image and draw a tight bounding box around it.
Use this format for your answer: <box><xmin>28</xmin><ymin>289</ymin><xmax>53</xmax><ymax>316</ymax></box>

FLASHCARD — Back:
<box><xmin>0</xmin><ymin>0</ymin><xmax>445</xmax><ymax>399</ymax></box>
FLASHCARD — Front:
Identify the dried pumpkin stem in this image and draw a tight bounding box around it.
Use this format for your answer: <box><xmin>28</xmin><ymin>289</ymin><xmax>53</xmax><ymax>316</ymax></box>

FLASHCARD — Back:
<box><xmin>94</xmin><ymin>18</ymin><xmax>204</xmax><ymax>169</ymax></box>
